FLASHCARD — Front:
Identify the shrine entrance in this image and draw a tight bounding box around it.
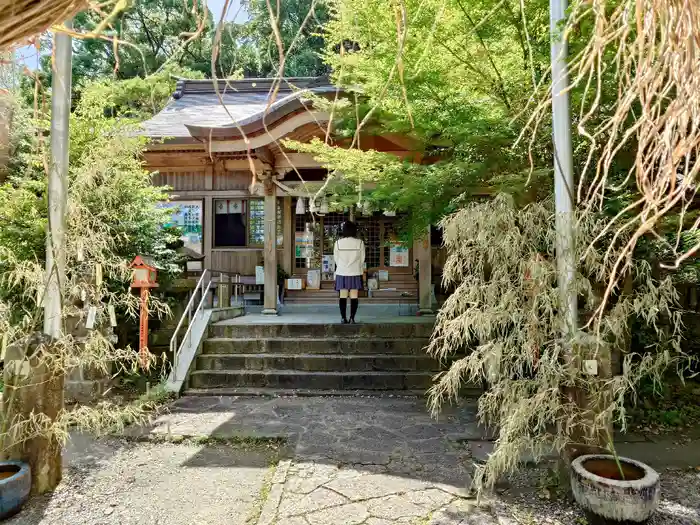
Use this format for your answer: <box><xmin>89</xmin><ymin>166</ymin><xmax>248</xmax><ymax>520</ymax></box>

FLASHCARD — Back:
<box><xmin>290</xmin><ymin>208</ymin><xmax>415</xmax><ymax>302</ymax></box>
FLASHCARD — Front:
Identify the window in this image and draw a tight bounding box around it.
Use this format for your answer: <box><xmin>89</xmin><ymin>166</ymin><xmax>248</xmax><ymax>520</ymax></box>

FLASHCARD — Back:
<box><xmin>214</xmin><ymin>198</ymin><xmax>284</xmax><ymax>248</ymax></box>
<box><xmin>357</xmin><ymin>218</ymin><xmax>381</xmax><ymax>269</ymax></box>
<box><xmin>248</xmin><ymin>199</ymin><xmax>265</xmax><ymax>245</ymax></box>
<box><xmin>248</xmin><ymin>199</ymin><xmax>284</xmax><ymax>246</ymax></box>
<box><xmin>214</xmin><ymin>199</ymin><xmax>247</xmax><ymax>247</ymax></box>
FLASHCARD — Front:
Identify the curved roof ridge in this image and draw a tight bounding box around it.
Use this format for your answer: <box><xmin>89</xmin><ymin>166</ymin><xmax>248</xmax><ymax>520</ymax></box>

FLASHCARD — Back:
<box><xmin>184</xmin><ymin>85</ymin><xmax>338</xmax><ymax>137</ymax></box>
<box><xmin>173</xmin><ymin>76</ymin><xmax>332</xmax><ymax>98</ymax></box>
<box><xmin>140</xmin><ymin>76</ymin><xmax>339</xmax><ymax>141</ymax></box>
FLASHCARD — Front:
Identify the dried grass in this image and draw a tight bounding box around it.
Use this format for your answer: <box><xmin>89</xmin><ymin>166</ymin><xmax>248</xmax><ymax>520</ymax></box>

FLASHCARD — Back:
<box><xmin>0</xmin><ymin>1</ymin><xmax>86</xmax><ymax>50</ymax></box>
<box><xmin>428</xmin><ymin>194</ymin><xmax>692</xmax><ymax>494</ymax></box>
<box><xmin>521</xmin><ymin>0</ymin><xmax>700</xmax><ymax>322</ymax></box>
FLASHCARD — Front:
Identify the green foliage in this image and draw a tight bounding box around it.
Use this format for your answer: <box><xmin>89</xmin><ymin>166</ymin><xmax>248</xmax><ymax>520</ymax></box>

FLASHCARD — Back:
<box><xmin>627</xmin><ymin>379</ymin><xmax>700</xmax><ymax>431</ymax></box>
<box><xmin>30</xmin><ymin>0</ymin><xmax>329</xmax><ymax>91</ymax></box>
<box><xmin>0</xmin><ymin>89</ymin><xmax>181</xmax><ymax>322</ymax></box>
<box><xmin>324</xmin><ymin>0</ymin><xmax>550</xmax><ymax>144</ymax></box>
<box><xmin>78</xmin><ymin>63</ymin><xmax>205</xmax><ymax>120</ymax></box>
<box><xmin>237</xmin><ymin>0</ymin><xmax>330</xmax><ymax>77</ymax></box>
<box><xmin>285</xmin><ymin>136</ymin><xmax>551</xmax><ymax>238</ymax></box>
<box><xmin>0</xmin><ymin>83</ymin><xmax>182</xmax><ymax>465</ymax></box>
<box><xmin>273</xmin><ymin>0</ymin><xmax>555</xmax><ymax>236</ymax></box>
<box><xmin>71</xmin><ymin>0</ymin><xmax>215</xmax><ymax>81</ymax></box>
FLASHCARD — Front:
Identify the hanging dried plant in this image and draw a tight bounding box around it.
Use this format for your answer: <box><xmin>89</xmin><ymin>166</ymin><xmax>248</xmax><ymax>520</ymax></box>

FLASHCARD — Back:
<box><xmin>428</xmin><ymin>194</ymin><xmax>692</xmax><ymax>494</ymax></box>
<box><xmin>522</xmin><ymin>0</ymin><xmax>700</xmax><ymax>322</ymax></box>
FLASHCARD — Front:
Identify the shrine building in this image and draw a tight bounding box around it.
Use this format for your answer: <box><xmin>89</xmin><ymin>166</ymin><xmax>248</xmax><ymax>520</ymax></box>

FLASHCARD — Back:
<box><xmin>139</xmin><ymin>76</ymin><xmax>439</xmax><ymax>315</ymax></box>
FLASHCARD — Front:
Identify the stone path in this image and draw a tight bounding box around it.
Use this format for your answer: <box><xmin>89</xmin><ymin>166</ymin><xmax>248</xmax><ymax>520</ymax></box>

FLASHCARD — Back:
<box><xmin>132</xmin><ymin>396</ymin><xmax>700</xmax><ymax>524</ymax></box>
<box><xmin>11</xmin><ymin>396</ymin><xmax>700</xmax><ymax>525</ymax></box>
<box><xmin>139</xmin><ymin>396</ymin><xmax>481</xmax><ymax>525</ymax></box>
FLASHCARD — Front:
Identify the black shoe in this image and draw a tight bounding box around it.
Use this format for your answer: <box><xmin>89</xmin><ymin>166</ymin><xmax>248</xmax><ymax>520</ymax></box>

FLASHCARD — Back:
<box><xmin>349</xmin><ymin>318</ymin><xmax>357</xmax><ymax>324</ymax></box>
<box><xmin>341</xmin><ymin>318</ymin><xmax>349</xmax><ymax>324</ymax></box>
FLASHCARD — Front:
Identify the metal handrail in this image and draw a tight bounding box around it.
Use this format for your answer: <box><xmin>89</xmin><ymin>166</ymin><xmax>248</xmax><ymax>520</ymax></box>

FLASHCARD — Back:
<box><xmin>170</xmin><ymin>269</ymin><xmax>211</xmax><ymax>381</ymax></box>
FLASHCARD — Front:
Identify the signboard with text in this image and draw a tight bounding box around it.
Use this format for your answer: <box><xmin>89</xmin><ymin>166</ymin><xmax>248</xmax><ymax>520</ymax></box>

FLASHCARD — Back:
<box><xmin>159</xmin><ymin>200</ymin><xmax>203</xmax><ymax>256</ymax></box>
<box><xmin>389</xmin><ymin>243</ymin><xmax>409</xmax><ymax>267</ymax></box>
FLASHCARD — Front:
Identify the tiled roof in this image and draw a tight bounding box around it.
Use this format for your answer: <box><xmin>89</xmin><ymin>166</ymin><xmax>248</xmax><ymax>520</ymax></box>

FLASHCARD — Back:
<box><xmin>139</xmin><ymin>77</ymin><xmax>337</xmax><ymax>139</ymax></box>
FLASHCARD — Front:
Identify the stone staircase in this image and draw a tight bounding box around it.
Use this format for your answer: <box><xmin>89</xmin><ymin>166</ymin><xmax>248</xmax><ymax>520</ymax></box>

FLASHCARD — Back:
<box><xmin>184</xmin><ymin>321</ymin><xmax>443</xmax><ymax>396</ymax></box>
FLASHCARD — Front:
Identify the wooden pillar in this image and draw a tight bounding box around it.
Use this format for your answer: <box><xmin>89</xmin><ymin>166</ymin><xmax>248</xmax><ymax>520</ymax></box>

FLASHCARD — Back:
<box><xmin>283</xmin><ymin>196</ymin><xmax>293</xmax><ymax>275</ymax></box>
<box><xmin>415</xmin><ymin>226</ymin><xmax>432</xmax><ymax>314</ymax></box>
<box><xmin>203</xmin><ymin>195</ymin><xmax>213</xmax><ymax>271</ymax></box>
<box><xmin>262</xmin><ymin>178</ymin><xmax>278</xmax><ymax>315</ymax></box>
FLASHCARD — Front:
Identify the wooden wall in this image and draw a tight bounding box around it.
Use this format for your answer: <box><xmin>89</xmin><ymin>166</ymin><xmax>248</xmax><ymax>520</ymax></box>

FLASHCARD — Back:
<box><xmin>151</xmin><ymin>170</ymin><xmax>207</xmax><ymax>191</ymax></box>
<box><xmin>213</xmin><ymin>170</ymin><xmax>250</xmax><ymax>191</ymax></box>
<box><xmin>211</xmin><ymin>248</ymin><xmax>286</xmax><ymax>275</ymax></box>
<box><xmin>149</xmin><ymin>169</ymin><xmax>251</xmax><ymax>193</ymax></box>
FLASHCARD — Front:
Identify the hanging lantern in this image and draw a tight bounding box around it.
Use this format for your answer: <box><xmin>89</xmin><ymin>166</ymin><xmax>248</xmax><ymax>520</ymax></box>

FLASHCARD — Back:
<box><xmin>319</xmin><ymin>198</ymin><xmax>329</xmax><ymax>215</ymax></box>
<box><xmin>296</xmin><ymin>197</ymin><xmax>306</xmax><ymax>215</ymax></box>
<box><xmin>361</xmin><ymin>200</ymin><xmax>371</xmax><ymax>216</ymax></box>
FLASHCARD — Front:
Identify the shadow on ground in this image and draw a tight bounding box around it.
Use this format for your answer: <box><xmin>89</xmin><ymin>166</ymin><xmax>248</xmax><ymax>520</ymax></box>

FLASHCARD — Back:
<box><xmin>156</xmin><ymin>396</ymin><xmax>484</xmax><ymax>488</ymax></box>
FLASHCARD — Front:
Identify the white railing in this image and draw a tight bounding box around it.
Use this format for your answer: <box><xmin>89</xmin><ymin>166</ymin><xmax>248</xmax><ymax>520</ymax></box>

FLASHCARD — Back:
<box><xmin>170</xmin><ymin>269</ymin><xmax>212</xmax><ymax>381</ymax></box>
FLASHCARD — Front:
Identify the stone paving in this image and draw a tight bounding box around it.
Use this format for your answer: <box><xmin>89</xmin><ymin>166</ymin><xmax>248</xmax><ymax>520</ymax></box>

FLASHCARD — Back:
<box><xmin>21</xmin><ymin>396</ymin><xmax>699</xmax><ymax>525</ymax></box>
<box><xmin>125</xmin><ymin>396</ymin><xmax>700</xmax><ymax>525</ymax></box>
<box><xmin>219</xmin><ymin>304</ymin><xmax>435</xmax><ymax>325</ymax></box>
<box><xmin>138</xmin><ymin>396</ymin><xmax>484</xmax><ymax>524</ymax></box>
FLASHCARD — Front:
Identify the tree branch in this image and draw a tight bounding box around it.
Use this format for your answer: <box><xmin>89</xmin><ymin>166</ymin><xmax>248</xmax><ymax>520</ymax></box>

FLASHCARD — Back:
<box><xmin>454</xmin><ymin>0</ymin><xmax>512</xmax><ymax>110</ymax></box>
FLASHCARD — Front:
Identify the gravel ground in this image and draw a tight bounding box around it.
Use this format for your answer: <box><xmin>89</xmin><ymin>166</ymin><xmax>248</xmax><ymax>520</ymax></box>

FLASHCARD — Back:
<box><xmin>10</xmin><ymin>443</ymin><xmax>698</xmax><ymax>525</ymax></box>
<box><xmin>8</xmin><ymin>435</ymin><xmax>279</xmax><ymax>525</ymax></box>
<box><xmin>490</xmin><ymin>466</ymin><xmax>700</xmax><ymax>525</ymax></box>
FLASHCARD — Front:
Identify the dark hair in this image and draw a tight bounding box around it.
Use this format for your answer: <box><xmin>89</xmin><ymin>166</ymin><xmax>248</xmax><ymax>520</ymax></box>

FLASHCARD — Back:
<box><xmin>341</xmin><ymin>221</ymin><xmax>358</xmax><ymax>238</ymax></box>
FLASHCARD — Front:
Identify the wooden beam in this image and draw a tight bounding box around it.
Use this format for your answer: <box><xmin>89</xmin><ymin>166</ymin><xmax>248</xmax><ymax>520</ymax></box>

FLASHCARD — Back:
<box><xmin>147</xmin><ymin>166</ymin><xmax>209</xmax><ymax>174</ymax></box>
<box><xmin>204</xmin><ymin>165</ymin><xmax>213</xmax><ymax>191</ymax></box>
<box><xmin>223</xmin><ymin>158</ymin><xmax>258</xmax><ymax>173</ymax></box>
<box><xmin>209</xmin><ymin>111</ymin><xmax>329</xmax><ymax>153</ymax></box>
<box><xmin>274</xmin><ymin>153</ymin><xmax>322</xmax><ymax>170</ymax></box>
<box><xmin>274</xmin><ymin>151</ymin><xmax>418</xmax><ymax>172</ymax></box>
<box><xmin>203</xmin><ymin>196</ymin><xmax>213</xmax><ymax>270</ymax></box>
<box><xmin>255</xmin><ymin>146</ymin><xmax>275</xmax><ymax>168</ymax></box>
<box><xmin>380</xmin><ymin>132</ymin><xmax>423</xmax><ymax>152</ymax></box>
<box><xmin>144</xmin><ymin>142</ymin><xmax>206</xmax><ymax>152</ymax></box>
<box><xmin>143</xmin><ymin>152</ymin><xmax>210</xmax><ymax>168</ymax></box>
<box><xmin>170</xmin><ymin>190</ymin><xmax>250</xmax><ymax>198</ymax></box>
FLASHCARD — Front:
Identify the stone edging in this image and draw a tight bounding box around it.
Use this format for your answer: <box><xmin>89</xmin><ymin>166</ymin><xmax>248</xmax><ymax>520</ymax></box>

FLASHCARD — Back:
<box><xmin>256</xmin><ymin>458</ymin><xmax>292</xmax><ymax>525</ymax></box>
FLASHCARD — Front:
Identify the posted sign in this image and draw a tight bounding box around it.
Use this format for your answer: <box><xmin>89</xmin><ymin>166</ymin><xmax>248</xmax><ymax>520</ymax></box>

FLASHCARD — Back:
<box><xmin>389</xmin><ymin>243</ymin><xmax>409</xmax><ymax>267</ymax></box>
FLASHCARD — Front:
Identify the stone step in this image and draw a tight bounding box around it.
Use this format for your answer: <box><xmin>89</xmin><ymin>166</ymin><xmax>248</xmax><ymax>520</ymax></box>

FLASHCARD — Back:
<box><xmin>209</xmin><ymin>322</ymin><xmax>434</xmax><ymax>339</ymax></box>
<box><xmin>202</xmin><ymin>337</ymin><xmax>429</xmax><ymax>355</ymax></box>
<box><xmin>183</xmin><ymin>387</ymin><xmax>430</xmax><ymax>397</ymax></box>
<box><xmin>188</xmin><ymin>370</ymin><xmax>436</xmax><ymax>391</ymax></box>
<box><xmin>196</xmin><ymin>353</ymin><xmax>440</xmax><ymax>372</ymax></box>
<box><xmin>284</xmin><ymin>297</ymin><xmax>409</xmax><ymax>304</ymax></box>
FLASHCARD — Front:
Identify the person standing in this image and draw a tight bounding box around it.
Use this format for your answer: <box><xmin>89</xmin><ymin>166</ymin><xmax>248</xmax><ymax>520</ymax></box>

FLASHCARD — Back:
<box><xmin>334</xmin><ymin>221</ymin><xmax>365</xmax><ymax>323</ymax></box>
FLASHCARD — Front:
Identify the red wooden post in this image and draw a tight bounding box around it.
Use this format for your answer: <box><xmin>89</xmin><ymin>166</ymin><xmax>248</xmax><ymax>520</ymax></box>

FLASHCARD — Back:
<box><xmin>139</xmin><ymin>286</ymin><xmax>149</xmax><ymax>369</ymax></box>
<box><xmin>129</xmin><ymin>255</ymin><xmax>158</xmax><ymax>370</ymax></box>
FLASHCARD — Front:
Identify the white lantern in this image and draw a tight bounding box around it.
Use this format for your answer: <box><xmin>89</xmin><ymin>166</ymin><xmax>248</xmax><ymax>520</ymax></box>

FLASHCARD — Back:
<box><xmin>319</xmin><ymin>198</ymin><xmax>329</xmax><ymax>215</ymax></box>
<box><xmin>296</xmin><ymin>197</ymin><xmax>306</xmax><ymax>215</ymax></box>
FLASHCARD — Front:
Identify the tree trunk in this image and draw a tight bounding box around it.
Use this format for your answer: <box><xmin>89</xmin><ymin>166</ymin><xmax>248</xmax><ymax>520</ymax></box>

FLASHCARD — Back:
<box><xmin>2</xmin><ymin>333</ymin><xmax>64</xmax><ymax>494</ymax></box>
<box><xmin>0</xmin><ymin>88</ymin><xmax>12</xmax><ymax>181</ymax></box>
